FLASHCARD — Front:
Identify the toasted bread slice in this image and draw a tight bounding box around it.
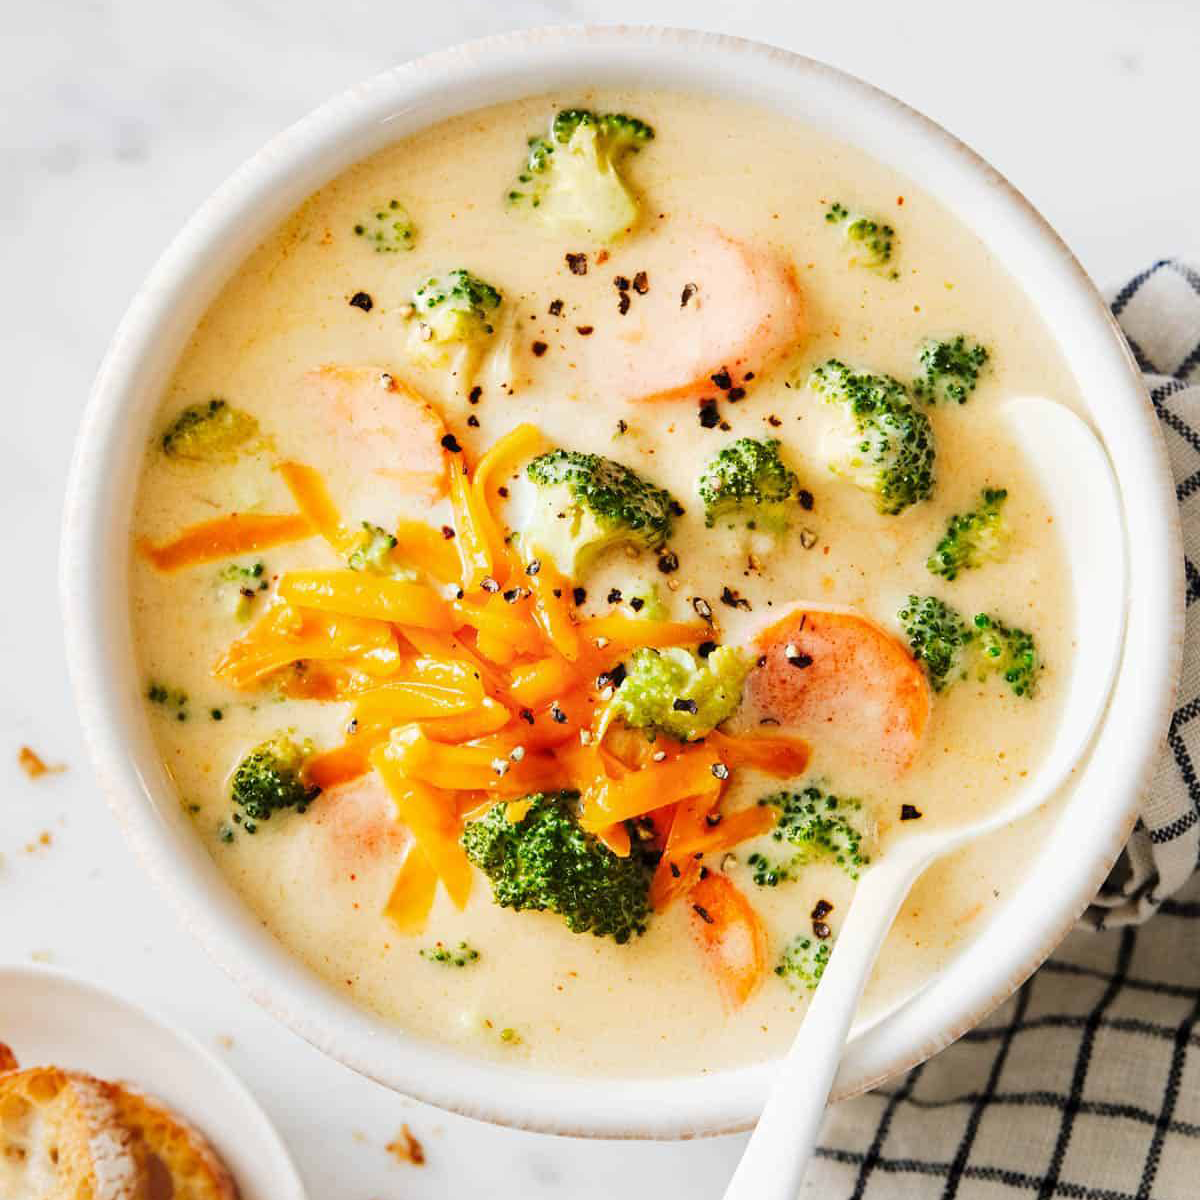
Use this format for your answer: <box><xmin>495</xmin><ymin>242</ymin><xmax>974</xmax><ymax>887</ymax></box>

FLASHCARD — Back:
<box><xmin>103</xmin><ymin>1084</ymin><xmax>237</xmax><ymax>1200</ymax></box>
<box><xmin>0</xmin><ymin>1065</ymin><xmax>146</xmax><ymax>1199</ymax></box>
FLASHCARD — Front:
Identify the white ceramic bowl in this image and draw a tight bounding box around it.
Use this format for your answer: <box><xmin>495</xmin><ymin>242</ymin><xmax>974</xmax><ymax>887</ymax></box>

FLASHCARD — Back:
<box><xmin>61</xmin><ymin>25</ymin><xmax>1182</xmax><ymax>1139</ymax></box>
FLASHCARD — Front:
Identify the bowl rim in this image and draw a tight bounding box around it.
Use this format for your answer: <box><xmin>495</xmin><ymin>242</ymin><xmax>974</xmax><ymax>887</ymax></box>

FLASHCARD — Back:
<box><xmin>60</xmin><ymin>23</ymin><xmax>1183</xmax><ymax>1140</ymax></box>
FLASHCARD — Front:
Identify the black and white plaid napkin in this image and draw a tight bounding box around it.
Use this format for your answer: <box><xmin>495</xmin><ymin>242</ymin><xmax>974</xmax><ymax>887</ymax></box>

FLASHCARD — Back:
<box><xmin>806</xmin><ymin>261</ymin><xmax>1199</xmax><ymax>1199</ymax></box>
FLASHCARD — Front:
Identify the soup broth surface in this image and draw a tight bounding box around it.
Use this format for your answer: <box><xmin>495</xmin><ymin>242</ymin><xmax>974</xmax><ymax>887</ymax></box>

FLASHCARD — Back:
<box><xmin>131</xmin><ymin>90</ymin><xmax>1078</xmax><ymax>1076</ymax></box>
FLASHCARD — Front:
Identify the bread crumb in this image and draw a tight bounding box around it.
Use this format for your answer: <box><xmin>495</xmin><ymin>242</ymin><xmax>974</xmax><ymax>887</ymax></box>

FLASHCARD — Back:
<box><xmin>386</xmin><ymin>1124</ymin><xmax>425</xmax><ymax>1166</ymax></box>
<box><xmin>18</xmin><ymin>746</ymin><xmax>65</xmax><ymax>779</ymax></box>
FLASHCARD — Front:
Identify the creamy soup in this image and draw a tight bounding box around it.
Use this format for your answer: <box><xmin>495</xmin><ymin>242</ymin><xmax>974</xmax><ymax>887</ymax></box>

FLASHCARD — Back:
<box><xmin>130</xmin><ymin>90</ymin><xmax>1077</xmax><ymax>1077</ymax></box>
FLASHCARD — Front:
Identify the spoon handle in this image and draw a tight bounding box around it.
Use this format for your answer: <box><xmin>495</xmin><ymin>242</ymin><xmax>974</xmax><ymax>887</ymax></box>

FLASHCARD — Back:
<box><xmin>723</xmin><ymin>853</ymin><xmax>928</xmax><ymax>1200</ymax></box>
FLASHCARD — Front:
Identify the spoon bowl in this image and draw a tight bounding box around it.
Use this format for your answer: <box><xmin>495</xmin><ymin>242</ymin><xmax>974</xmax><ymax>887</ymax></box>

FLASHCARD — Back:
<box><xmin>724</xmin><ymin>395</ymin><xmax>1128</xmax><ymax>1200</ymax></box>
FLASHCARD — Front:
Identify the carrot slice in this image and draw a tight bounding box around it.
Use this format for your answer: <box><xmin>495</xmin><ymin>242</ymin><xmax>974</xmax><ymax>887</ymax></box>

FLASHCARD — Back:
<box><xmin>706</xmin><ymin>730</ymin><xmax>811</xmax><ymax>779</ymax></box>
<box><xmin>213</xmin><ymin>604</ymin><xmax>399</xmax><ymax>689</ymax></box>
<box><xmin>527</xmin><ymin>557</ymin><xmax>581</xmax><ymax>661</ymax></box>
<box><xmin>277</xmin><ymin>461</ymin><xmax>352</xmax><ymax>552</ymax></box>
<box><xmin>137</xmin><ymin>513</ymin><xmax>313</xmax><ymax>571</ymax></box>
<box><xmin>448</xmin><ymin>461</ymin><xmax>494</xmax><ymax>590</ymax></box>
<box><xmin>580</xmin><ymin>744</ymin><xmax>721</xmax><ymax>830</ymax></box>
<box><xmin>278</xmin><ymin>570</ymin><xmax>453</xmax><ymax>631</ymax></box>
<box><xmin>384</xmin><ymin>844</ymin><xmax>439</xmax><ymax>933</ymax></box>
<box><xmin>688</xmin><ymin>872</ymin><xmax>768</xmax><ymax>1009</ymax></box>
<box><xmin>371</xmin><ymin>745</ymin><xmax>472</xmax><ymax>909</ymax></box>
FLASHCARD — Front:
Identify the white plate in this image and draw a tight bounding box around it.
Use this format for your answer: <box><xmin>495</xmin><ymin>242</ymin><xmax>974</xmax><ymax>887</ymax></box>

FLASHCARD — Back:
<box><xmin>0</xmin><ymin>964</ymin><xmax>307</xmax><ymax>1200</ymax></box>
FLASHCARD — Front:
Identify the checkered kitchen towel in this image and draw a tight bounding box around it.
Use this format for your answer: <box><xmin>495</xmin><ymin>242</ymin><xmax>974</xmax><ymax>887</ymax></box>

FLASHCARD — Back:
<box><xmin>807</xmin><ymin>261</ymin><xmax>1200</xmax><ymax>1199</ymax></box>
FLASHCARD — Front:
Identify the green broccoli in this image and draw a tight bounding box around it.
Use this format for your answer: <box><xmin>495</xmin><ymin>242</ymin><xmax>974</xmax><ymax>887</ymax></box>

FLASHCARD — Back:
<box><xmin>420</xmin><ymin>941</ymin><xmax>480</xmax><ymax>967</ymax></box>
<box><xmin>346</xmin><ymin>522</ymin><xmax>398</xmax><ymax>572</ymax></box>
<box><xmin>697</xmin><ymin>437</ymin><xmax>800</xmax><ymax>532</ymax></box>
<box><xmin>747</xmin><ymin>787</ymin><xmax>871</xmax><ymax>886</ymax></box>
<box><xmin>608</xmin><ymin>645</ymin><xmax>750</xmax><ymax>742</ymax></box>
<box><xmin>147</xmin><ymin>681</ymin><xmax>189</xmax><ymax>721</ymax></box>
<box><xmin>807</xmin><ymin>359</ymin><xmax>935</xmax><ymax>515</ymax></box>
<box><xmin>972</xmin><ymin>613</ymin><xmax>1040</xmax><ymax>698</ymax></box>
<box><xmin>406</xmin><ymin>269</ymin><xmax>502</xmax><ymax>369</ymax></box>
<box><xmin>775</xmin><ymin>934</ymin><xmax>832</xmax><ymax>990</ymax></box>
<box><xmin>353</xmin><ymin>198</ymin><xmax>415</xmax><ymax>252</ymax></box>
<box><xmin>927</xmin><ymin>488</ymin><xmax>1010</xmax><ymax>580</ymax></box>
<box><xmin>898</xmin><ymin>594</ymin><xmax>973</xmax><ymax>692</ymax></box>
<box><xmin>461</xmin><ymin>792</ymin><xmax>653</xmax><ymax>943</ymax></box>
<box><xmin>507</xmin><ymin>108</ymin><xmax>655</xmax><ymax>243</ymax></box>
<box><xmin>521</xmin><ymin>448</ymin><xmax>676</xmax><ymax>576</ymax></box>
<box><xmin>912</xmin><ymin>336</ymin><xmax>990</xmax><ymax>405</ymax></box>
<box><xmin>230</xmin><ymin>733</ymin><xmax>320</xmax><ymax>833</ymax></box>
<box><xmin>825</xmin><ymin>201</ymin><xmax>896</xmax><ymax>274</ymax></box>
<box><xmin>218</xmin><ymin>560</ymin><xmax>269</xmax><ymax>620</ymax></box>
<box><xmin>160</xmin><ymin>399</ymin><xmax>261</xmax><ymax>462</ymax></box>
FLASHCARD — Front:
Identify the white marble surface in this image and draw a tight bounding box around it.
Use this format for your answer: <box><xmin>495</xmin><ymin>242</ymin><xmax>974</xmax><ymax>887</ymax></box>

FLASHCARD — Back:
<box><xmin>3</xmin><ymin>1</ymin><xmax>1198</xmax><ymax>1195</ymax></box>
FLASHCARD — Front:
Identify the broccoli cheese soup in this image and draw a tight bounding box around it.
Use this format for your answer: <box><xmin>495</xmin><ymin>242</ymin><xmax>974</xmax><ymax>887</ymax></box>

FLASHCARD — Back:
<box><xmin>130</xmin><ymin>89</ymin><xmax>1076</xmax><ymax>1077</ymax></box>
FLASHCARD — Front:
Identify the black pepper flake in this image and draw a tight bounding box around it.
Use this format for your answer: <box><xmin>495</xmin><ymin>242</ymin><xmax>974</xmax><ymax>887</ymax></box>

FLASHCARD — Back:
<box><xmin>669</xmin><ymin>500</ymin><xmax>685</xmax><ymax>517</ymax></box>
<box><xmin>532</xmin><ymin>341</ymin><xmax>548</xmax><ymax>357</ymax></box>
<box><xmin>498</xmin><ymin>485</ymin><xmax>509</xmax><ymax>498</ymax></box>
<box><xmin>441</xmin><ymin>433</ymin><xmax>462</xmax><ymax>453</ymax></box>
<box><xmin>629</xmin><ymin>597</ymin><xmax>645</xmax><ymax>612</ymax></box>
<box><xmin>657</xmin><ymin>550</ymin><xmax>679</xmax><ymax>574</ymax></box>
<box><xmin>468</xmin><ymin>385</ymin><xmax>483</xmax><ymax>405</ymax></box>
<box><xmin>698</xmin><ymin>865</ymin><xmax>710</xmax><ymax>880</ymax></box>
<box><xmin>787</xmin><ymin>652</ymin><xmax>814</xmax><ymax>670</ymax></box>
<box><xmin>798</xmin><ymin>489</ymin><xmax>814</xmax><ymax>512</ymax></box>
<box><xmin>548</xmin><ymin>298</ymin><xmax>564</xmax><ymax>316</ymax></box>
<box><xmin>799</xmin><ymin>528</ymin><xmax>819</xmax><ymax>550</ymax></box>
<box><xmin>744</xmin><ymin>372</ymin><xmax>755</xmax><ymax>381</ymax></box>
<box><xmin>572</xmin><ymin>586</ymin><xmax>587</xmax><ymax>606</ymax></box>
<box><xmin>596</xmin><ymin>663</ymin><xmax>627</xmax><ymax>690</ymax></box>
<box><xmin>710</xmin><ymin>369</ymin><xmax>732</xmax><ymax>390</ymax></box>
<box><xmin>576</xmin><ymin>325</ymin><xmax>594</xmax><ymax>336</ymax></box>
<box><xmin>616</xmin><ymin>419</ymin><xmax>628</xmax><ymax>435</ymax></box>
<box><xmin>617</xmin><ymin>292</ymin><xmax>631</xmax><ymax>316</ymax></box>
<box><xmin>692</xmin><ymin>904</ymin><xmax>715</xmax><ymax>925</ymax></box>
<box><xmin>692</xmin><ymin>597</ymin><xmax>714</xmax><ymax>624</ymax></box>
<box><xmin>550</xmin><ymin>703</ymin><xmax>568</xmax><ymax>724</ymax></box>
<box><xmin>502</xmin><ymin>588</ymin><xmax>522</xmax><ymax>603</ymax></box>
<box><xmin>720</xmin><ymin>586</ymin><xmax>751</xmax><ymax>611</ymax></box>
<box><xmin>711</xmin><ymin>763</ymin><xmax>730</xmax><ymax>781</ymax></box>
<box><xmin>680</xmin><ymin>282</ymin><xmax>698</xmax><ymax>307</ymax></box>
<box><xmin>727</xmin><ymin>387</ymin><xmax>746</xmax><ymax>402</ymax></box>
<box><xmin>669</xmin><ymin>862</ymin><xmax>682</xmax><ymax>878</ymax></box>
<box><xmin>812</xmin><ymin>921</ymin><xmax>832</xmax><ymax>941</ymax></box>
<box><xmin>467</xmin><ymin>415</ymin><xmax>480</xmax><ymax>428</ymax></box>
<box><xmin>698</xmin><ymin>398</ymin><xmax>721</xmax><ymax>429</ymax></box>
<box><xmin>811</xmin><ymin>899</ymin><xmax>834</xmax><ymax>920</ymax></box>
<box><xmin>673</xmin><ymin>698</ymin><xmax>699</xmax><ymax>715</ymax></box>
<box><xmin>519</xmin><ymin>708</ymin><xmax>535</xmax><ymax>724</ymax></box>
<box><xmin>633</xmin><ymin>271</ymin><xmax>649</xmax><ymax>294</ymax></box>
<box><xmin>566</xmin><ymin>253</ymin><xmax>587</xmax><ymax>275</ymax></box>
<box><xmin>614</xmin><ymin>275</ymin><xmax>631</xmax><ymax>291</ymax></box>
<box><xmin>480</xmin><ymin>576</ymin><xmax>500</xmax><ymax>593</ymax></box>
<box><xmin>900</xmin><ymin>804</ymin><xmax>923</xmax><ymax>821</ymax></box>
<box><xmin>697</xmin><ymin>640</ymin><xmax>717</xmax><ymax>658</ymax></box>
<box><xmin>552</xmin><ymin>588</ymin><xmax>562</xmax><ymax>599</ymax></box>
<box><xmin>522</xmin><ymin>559</ymin><xmax>541</xmax><ymax>577</ymax></box>
<box><xmin>605</xmin><ymin>587</ymin><xmax>624</xmax><ymax>605</ymax></box>
<box><xmin>441</xmin><ymin>525</ymin><xmax>455</xmax><ymax>540</ymax></box>
<box><xmin>347</xmin><ymin>718</ymin><xmax>359</xmax><ymax>735</ymax></box>
<box><xmin>719</xmin><ymin>420</ymin><xmax>731</xmax><ymax>432</ymax></box>
<box><xmin>767</xmin><ymin>414</ymin><xmax>782</xmax><ymax>428</ymax></box>
<box><xmin>705</xmin><ymin>812</ymin><xmax>723</xmax><ymax>827</ymax></box>
<box><xmin>348</xmin><ymin>291</ymin><xmax>373</xmax><ymax>312</ymax></box>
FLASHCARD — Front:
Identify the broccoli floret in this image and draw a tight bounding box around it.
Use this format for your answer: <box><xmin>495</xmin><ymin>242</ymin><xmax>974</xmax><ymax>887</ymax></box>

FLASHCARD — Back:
<box><xmin>697</xmin><ymin>437</ymin><xmax>800</xmax><ymax>532</ymax></box>
<box><xmin>353</xmin><ymin>198</ymin><xmax>415</xmax><ymax>252</ymax></box>
<box><xmin>461</xmin><ymin>791</ymin><xmax>653</xmax><ymax>943</ymax></box>
<box><xmin>825</xmin><ymin>201</ymin><xmax>896</xmax><ymax>274</ymax></box>
<box><xmin>775</xmin><ymin>934</ymin><xmax>832</xmax><ymax>990</ymax></box>
<box><xmin>609</xmin><ymin>645</ymin><xmax>750</xmax><ymax>743</ymax></box>
<box><xmin>230</xmin><ymin>733</ymin><xmax>320</xmax><ymax>831</ymax></box>
<box><xmin>506</xmin><ymin>108</ymin><xmax>655</xmax><ymax>243</ymax></box>
<box><xmin>218</xmin><ymin>560</ymin><xmax>269</xmax><ymax>620</ymax></box>
<box><xmin>522</xmin><ymin>449</ymin><xmax>676</xmax><ymax>576</ymax></box>
<box><xmin>160</xmin><ymin>399</ymin><xmax>261</xmax><ymax>462</ymax></box>
<box><xmin>747</xmin><ymin>787</ymin><xmax>871</xmax><ymax>886</ymax></box>
<box><xmin>912</xmin><ymin>336</ymin><xmax>990</xmax><ymax>405</ymax></box>
<box><xmin>346</xmin><ymin>522</ymin><xmax>398</xmax><ymax>572</ymax></box>
<box><xmin>898</xmin><ymin>594</ymin><xmax>972</xmax><ymax>692</ymax></box>
<box><xmin>927</xmin><ymin>488</ymin><xmax>1010</xmax><ymax>580</ymax></box>
<box><xmin>406</xmin><ymin>269</ymin><xmax>502</xmax><ymax>369</ymax></box>
<box><xmin>807</xmin><ymin>360</ymin><xmax>935</xmax><ymax>515</ymax></box>
<box><xmin>972</xmin><ymin>613</ymin><xmax>1041</xmax><ymax>698</ymax></box>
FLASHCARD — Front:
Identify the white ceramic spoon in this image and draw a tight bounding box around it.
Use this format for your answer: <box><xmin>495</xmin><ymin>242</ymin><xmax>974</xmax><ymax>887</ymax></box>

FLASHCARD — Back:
<box><xmin>723</xmin><ymin>396</ymin><xmax>1128</xmax><ymax>1200</ymax></box>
